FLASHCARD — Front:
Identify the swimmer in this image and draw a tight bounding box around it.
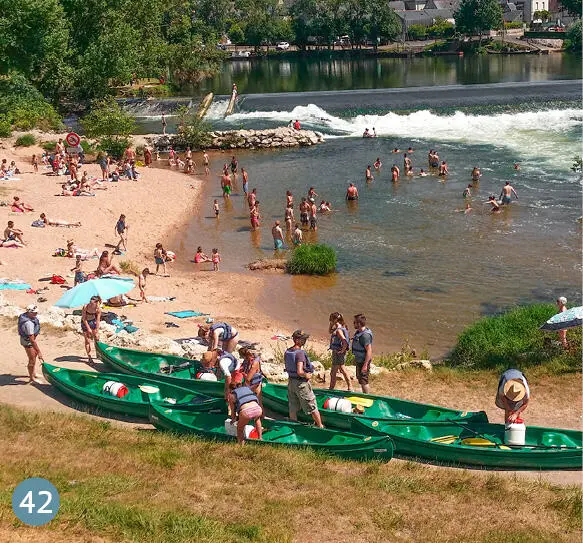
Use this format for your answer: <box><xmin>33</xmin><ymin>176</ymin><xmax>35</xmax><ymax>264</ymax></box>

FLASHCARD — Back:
<box><xmin>463</xmin><ymin>184</ymin><xmax>472</xmax><ymax>199</ymax></box>
<box><xmin>391</xmin><ymin>164</ymin><xmax>400</xmax><ymax>182</ymax></box>
<box><xmin>365</xmin><ymin>165</ymin><xmax>374</xmax><ymax>182</ymax></box>
<box><xmin>362</xmin><ymin>128</ymin><xmax>371</xmax><ymax>138</ymax></box>
<box><xmin>318</xmin><ymin>200</ymin><xmax>331</xmax><ymax>213</ymax></box>
<box><xmin>438</xmin><ymin>161</ymin><xmax>449</xmax><ymax>176</ymax></box>
<box><xmin>213</xmin><ymin>199</ymin><xmax>220</xmax><ymax>218</ymax></box>
<box><xmin>514</xmin><ymin>162</ymin><xmax>521</xmax><ymax>170</ymax></box>
<box><xmin>499</xmin><ymin>181</ymin><xmax>518</xmax><ymax>205</ymax></box>
<box><xmin>419</xmin><ymin>169</ymin><xmax>427</xmax><ymax>177</ymax></box>
<box><xmin>456</xmin><ymin>202</ymin><xmax>473</xmax><ymax>214</ymax></box>
<box><xmin>292</xmin><ymin>223</ymin><xmax>303</xmax><ymax>245</ymax></box>
<box><xmin>346</xmin><ymin>183</ymin><xmax>359</xmax><ymax>200</ymax></box>
<box><xmin>374</xmin><ymin>157</ymin><xmax>382</xmax><ymax>170</ymax></box>
<box><xmin>285</xmin><ymin>204</ymin><xmax>294</xmax><ymax>230</ymax></box>
<box><xmin>407</xmin><ymin>147</ymin><xmax>414</xmax><ymax>153</ymax></box>
<box><xmin>392</xmin><ymin>148</ymin><xmax>400</xmax><ymax>153</ymax></box>
<box><xmin>471</xmin><ymin>166</ymin><xmax>481</xmax><ymax>182</ymax></box>
<box><xmin>486</xmin><ymin>195</ymin><xmax>501</xmax><ymax>213</ymax></box>
<box><xmin>299</xmin><ymin>197</ymin><xmax>310</xmax><ymax>226</ymax></box>
<box><xmin>403</xmin><ymin>153</ymin><xmax>413</xmax><ymax>176</ymax></box>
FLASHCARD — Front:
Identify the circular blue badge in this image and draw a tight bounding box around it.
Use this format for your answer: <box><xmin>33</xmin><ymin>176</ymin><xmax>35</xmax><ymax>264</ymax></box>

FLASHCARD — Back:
<box><xmin>12</xmin><ymin>478</ymin><xmax>60</xmax><ymax>526</ymax></box>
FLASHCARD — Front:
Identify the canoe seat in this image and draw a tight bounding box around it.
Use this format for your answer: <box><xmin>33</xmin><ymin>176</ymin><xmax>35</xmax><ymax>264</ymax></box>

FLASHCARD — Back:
<box><xmin>539</xmin><ymin>432</ymin><xmax>579</xmax><ymax>448</ymax></box>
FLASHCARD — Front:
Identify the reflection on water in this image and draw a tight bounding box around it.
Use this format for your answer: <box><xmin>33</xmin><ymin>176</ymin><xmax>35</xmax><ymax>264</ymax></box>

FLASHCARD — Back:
<box><xmin>193</xmin><ymin>54</ymin><xmax>582</xmax><ymax>94</ymax></box>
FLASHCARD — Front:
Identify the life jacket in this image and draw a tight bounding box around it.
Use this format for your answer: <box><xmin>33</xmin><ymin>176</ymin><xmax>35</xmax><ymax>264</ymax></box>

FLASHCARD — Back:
<box><xmin>351</xmin><ymin>328</ymin><xmax>373</xmax><ymax>362</ymax></box>
<box><xmin>284</xmin><ymin>348</ymin><xmax>314</xmax><ymax>381</ymax></box>
<box><xmin>232</xmin><ymin>386</ymin><xmax>258</xmax><ymax>414</ymax></box>
<box><xmin>329</xmin><ymin>326</ymin><xmax>350</xmax><ymax>352</ymax></box>
<box><xmin>211</xmin><ymin>322</ymin><xmax>233</xmax><ymax>341</ymax></box>
<box><xmin>242</xmin><ymin>357</ymin><xmax>263</xmax><ymax>387</ymax></box>
<box><xmin>18</xmin><ymin>313</ymin><xmax>40</xmax><ymax>339</ymax></box>
<box><xmin>495</xmin><ymin>368</ymin><xmax>530</xmax><ymax>411</ymax></box>
<box><xmin>219</xmin><ymin>352</ymin><xmax>239</xmax><ymax>375</ymax></box>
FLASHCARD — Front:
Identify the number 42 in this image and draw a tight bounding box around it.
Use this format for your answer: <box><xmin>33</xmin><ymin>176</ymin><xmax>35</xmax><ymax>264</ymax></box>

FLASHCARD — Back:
<box><xmin>19</xmin><ymin>491</ymin><xmax>53</xmax><ymax>514</ymax></box>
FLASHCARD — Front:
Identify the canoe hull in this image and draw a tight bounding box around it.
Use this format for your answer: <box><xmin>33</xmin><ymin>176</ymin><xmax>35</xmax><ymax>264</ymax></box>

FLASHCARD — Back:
<box><xmin>42</xmin><ymin>363</ymin><xmax>226</xmax><ymax>419</ymax></box>
<box><xmin>351</xmin><ymin>419</ymin><xmax>583</xmax><ymax>470</ymax></box>
<box><xmin>149</xmin><ymin>405</ymin><xmax>394</xmax><ymax>462</ymax></box>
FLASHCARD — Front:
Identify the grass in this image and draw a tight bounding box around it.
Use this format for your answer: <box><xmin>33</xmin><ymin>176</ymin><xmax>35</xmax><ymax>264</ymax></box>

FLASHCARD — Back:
<box><xmin>14</xmin><ymin>133</ymin><xmax>36</xmax><ymax>147</ymax></box>
<box><xmin>0</xmin><ymin>405</ymin><xmax>579</xmax><ymax>542</ymax></box>
<box><xmin>119</xmin><ymin>259</ymin><xmax>141</xmax><ymax>276</ymax></box>
<box><xmin>447</xmin><ymin>304</ymin><xmax>582</xmax><ymax>375</ymax></box>
<box><xmin>286</xmin><ymin>244</ymin><xmax>336</xmax><ymax>275</ymax></box>
<box><xmin>41</xmin><ymin>140</ymin><xmax>57</xmax><ymax>151</ymax></box>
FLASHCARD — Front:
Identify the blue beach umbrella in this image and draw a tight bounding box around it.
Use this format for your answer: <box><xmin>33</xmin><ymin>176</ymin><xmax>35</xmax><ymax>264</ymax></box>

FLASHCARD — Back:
<box><xmin>539</xmin><ymin>307</ymin><xmax>583</xmax><ymax>332</ymax></box>
<box><xmin>54</xmin><ymin>277</ymin><xmax>135</xmax><ymax>308</ymax></box>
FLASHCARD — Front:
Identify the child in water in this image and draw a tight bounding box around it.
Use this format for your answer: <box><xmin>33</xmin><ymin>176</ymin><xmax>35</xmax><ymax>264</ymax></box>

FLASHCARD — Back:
<box><xmin>214</xmin><ymin>199</ymin><xmax>220</xmax><ymax>218</ymax></box>
<box><xmin>212</xmin><ymin>248</ymin><xmax>221</xmax><ymax>271</ymax></box>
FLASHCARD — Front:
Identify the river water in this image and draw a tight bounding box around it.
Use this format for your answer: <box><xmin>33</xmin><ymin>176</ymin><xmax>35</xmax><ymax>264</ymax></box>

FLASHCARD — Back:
<box><xmin>165</xmin><ymin>56</ymin><xmax>582</xmax><ymax>356</ymax></box>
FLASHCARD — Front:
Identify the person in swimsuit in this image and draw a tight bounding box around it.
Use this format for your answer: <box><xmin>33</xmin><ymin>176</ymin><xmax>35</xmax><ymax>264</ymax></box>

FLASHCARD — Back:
<box><xmin>250</xmin><ymin>203</ymin><xmax>261</xmax><ymax>231</ymax></box>
<box><xmin>161</xmin><ymin>113</ymin><xmax>167</xmax><ymax>135</ymax></box>
<box><xmin>81</xmin><ymin>296</ymin><xmax>101</xmax><ymax>363</ymax></box>
<box><xmin>362</xmin><ymin>128</ymin><xmax>370</xmax><ymax>138</ymax></box>
<box><xmin>247</xmin><ymin>188</ymin><xmax>257</xmax><ymax>209</ymax></box>
<box><xmin>221</xmin><ymin>172</ymin><xmax>232</xmax><ymax>198</ymax></box>
<box><xmin>241</xmin><ymin>168</ymin><xmax>249</xmax><ymax>194</ymax></box>
<box><xmin>71</xmin><ymin>255</ymin><xmax>86</xmax><ymax>285</ymax></box>
<box><xmin>114</xmin><ymin>214</ymin><xmax>128</xmax><ymax>252</ymax></box>
<box><xmin>328</xmin><ymin>312</ymin><xmax>352</xmax><ymax>392</ymax></box>
<box><xmin>556</xmin><ymin>296</ymin><xmax>569</xmax><ymax>348</ymax></box>
<box><xmin>211</xmin><ymin>248</ymin><xmax>221</xmax><ymax>271</ymax></box>
<box><xmin>299</xmin><ymin>197</ymin><xmax>309</xmax><ymax>226</ymax></box>
<box><xmin>285</xmin><ymin>204</ymin><xmax>294</xmax><ymax>230</ymax></box>
<box><xmin>487</xmin><ymin>195</ymin><xmax>501</xmax><ymax>213</ymax></box>
<box><xmin>471</xmin><ymin>166</ymin><xmax>481</xmax><ymax>183</ymax></box>
<box><xmin>272</xmin><ymin>220</ymin><xmax>285</xmax><ymax>250</ymax></box>
<box><xmin>138</xmin><ymin>268</ymin><xmax>149</xmax><ymax>303</ymax></box>
<box><xmin>40</xmin><ymin>213</ymin><xmax>81</xmax><ymax>227</ymax></box>
<box><xmin>419</xmin><ymin>169</ymin><xmax>427</xmax><ymax>177</ymax></box>
<box><xmin>293</xmin><ymin>223</ymin><xmax>303</xmax><ymax>245</ymax></box>
<box><xmin>438</xmin><ymin>161</ymin><xmax>449</xmax><ymax>176</ymax></box>
<box><xmin>154</xmin><ymin>243</ymin><xmax>169</xmax><ymax>276</ymax></box>
<box><xmin>230</xmin><ymin>156</ymin><xmax>238</xmax><ymax>175</ymax></box>
<box><xmin>463</xmin><ymin>184</ymin><xmax>472</xmax><ymax>199</ymax></box>
<box><xmin>194</xmin><ymin>246</ymin><xmax>211</xmax><ymax>263</ymax></box>
<box><xmin>286</xmin><ymin>190</ymin><xmax>293</xmax><ymax>207</ymax></box>
<box><xmin>391</xmin><ymin>164</ymin><xmax>400</xmax><ymax>182</ymax></box>
<box><xmin>374</xmin><ymin>157</ymin><xmax>382</xmax><ymax>170</ymax></box>
<box><xmin>392</xmin><ymin>148</ymin><xmax>400</xmax><ymax>153</ymax></box>
<box><xmin>499</xmin><ymin>181</ymin><xmax>518</xmax><ymax>205</ymax></box>
<box><xmin>203</xmin><ymin>151</ymin><xmax>210</xmax><ymax>175</ymax></box>
<box><xmin>309</xmin><ymin>199</ymin><xmax>318</xmax><ymax>230</ymax></box>
<box><xmin>307</xmin><ymin>187</ymin><xmax>318</xmax><ymax>201</ymax></box>
<box><xmin>346</xmin><ymin>183</ymin><xmax>358</xmax><ymax>200</ymax></box>
<box><xmin>12</xmin><ymin>197</ymin><xmax>33</xmax><ymax>213</ymax></box>
<box><xmin>365</xmin><ymin>165</ymin><xmax>374</xmax><ymax>182</ymax></box>
<box><xmin>97</xmin><ymin>251</ymin><xmax>121</xmax><ymax>275</ymax></box>
<box><xmin>214</xmin><ymin>199</ymin><xmax>220</xmax><ymax>218</ymax></box>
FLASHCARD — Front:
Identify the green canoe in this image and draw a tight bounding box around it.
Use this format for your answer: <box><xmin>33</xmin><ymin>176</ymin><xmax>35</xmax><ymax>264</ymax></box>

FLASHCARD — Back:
<box><xmin>42</xmin><ymin>363</ymin><xmax>226</xmax><ymax>419</ymax></box>
<box><xmin>95</xmin><ymin>341</ymin><xmax>225</xmax><ymax>397</ymax></box>
<box><xmin>149</xmin><ymin>404</ymin><xmax>394</xmax><ymax>462</ymax></box>
<box><xmin>261</xmin><ymin>383</ymin><xmax>488</xmax><ymax>430</ymax></box>
<box><xmin>350</xmin><ymin>418</ymin><xmax>582</xmax><ymax>470</ymax></box>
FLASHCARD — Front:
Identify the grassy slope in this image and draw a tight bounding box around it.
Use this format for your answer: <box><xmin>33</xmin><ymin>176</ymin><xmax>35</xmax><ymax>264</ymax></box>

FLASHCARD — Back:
<box><xmin>0</xmin><ymin>405</ymin><xmax>580</xmax><ymax>543</ymax></box>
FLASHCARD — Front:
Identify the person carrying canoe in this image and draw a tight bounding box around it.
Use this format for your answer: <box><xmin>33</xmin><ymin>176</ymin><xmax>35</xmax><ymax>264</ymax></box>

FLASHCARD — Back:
<box><xmin>495</xmin><ymin>369</ymin><xmax>530</xmax><ymax>423</ymax></box>
<box><xmin>228</xmin><ymin>372</ymin><xmax>263</xmax><ymax>444</ymax></box>
<box><xmin>202</xmin><ymin>350</ymin><xmax>242</xmax><ymax>400</ymax></box>
<box><xmin>284</xmin><ymin>330</ymin><xmax>324</xmax><ymax>428</ymax></box>
<box><xmin>239</xmin><ymin>346</ymin><xmax>264</xmax><ymax>408</ymax></box>
<box><xmin>198</xmin><ymin>321</ymin><xmax>239</xmax><ymax>353</ymax></box>
<box><xmin>351</xmin><ymin>314</ymin><xmax>373</xmax><ymax>394</ymax></box>
<box><xmin>18</xmin><ymin>304</ymin><xmax>44</xmax><ymax>384</ymax></box>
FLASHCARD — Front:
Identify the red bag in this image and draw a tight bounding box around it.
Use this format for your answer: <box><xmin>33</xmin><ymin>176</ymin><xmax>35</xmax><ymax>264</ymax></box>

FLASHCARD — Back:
<box><xmin>51</xmin><ymin>274</ymin><xmax>65</xmax><ymax>284</ymax></box>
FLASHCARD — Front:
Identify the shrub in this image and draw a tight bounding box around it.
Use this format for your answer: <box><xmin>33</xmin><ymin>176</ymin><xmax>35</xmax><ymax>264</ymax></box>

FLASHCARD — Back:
<box><xmin>98</xmin><ymin>136</ymin><xmax>131</xmax><ymax>159</ymax></box>
<box><xmin>0</xmin><ymin>116</ymin><xmax>11</xmax><ymax>137</ymax></box>
<box><xmin>447</xmin><ymin>304</ymin><xmax>582</xmax><ymax>373</ymax></box>
<box><xmin>408</xmin><ymin>25</ymin><xmax>427</xmax><ymax>40</ymax></box>
<box><xmin>504</xmin><ymin>22</ymin><xmax>523</xmax><ymax>29</ymax></box>
<box><xmin>173</xmin><ymin>107</ymin><xmax>212</xmax><ymax>150</ymax></box>
<box><xmin>80</xmin><ymin>140</ymin><xmax>97</xmax><ymax>155</ymax></box>
<box><xmin>81</xmin><ymin>98</ymin><xmax>135</xmax><ymax>139</ymax></box>
<box><xmin>119</xmin><ymin>260</ymin><xmax>141</xmax><ymax>276</ymax></box>
<box><xmin>564</xmin><ymin>20</ymin><xmax>582</xmax><ymax>53</ymax></box>
<box><xmin>42</xmin><ymin>141</ymin><xmax>58</xmax><ymax>151</ymax></box>
<box><xmin>15</xmin><ymin>133</ymin><xmax>36</xmax><ymax>147</ymax></box>
<box><xmin>286</xmin><ymin>244</ymin><xmax>337</xmax><ymax>275</ymax></box>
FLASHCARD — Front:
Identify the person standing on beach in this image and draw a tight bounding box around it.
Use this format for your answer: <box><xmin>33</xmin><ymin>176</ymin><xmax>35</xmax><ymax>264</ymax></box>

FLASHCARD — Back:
<box><xmin>556</xmin><ymin>297</ymin><xmax>569</xmax><ymax>348</ymax></box>
<box><xmin>212</xmin><ymin>248</ymin><xmax>221</xmax><ymax>271</ymax></box>
<box><xmin>138</xmin><ymin>268</ymin><xmax>149</xmax><ymax>303</ymax></box>
<box><xmin>285</xmin><ymin>330</ymin><xmax>324</xmax><ymax>427</ymax></box>
<box><xmin>114</xmin><ymin>214</ymin><xmax>128</xmax><ymax>253</ymax></box>
<box><xmin>144</xmin><ymin>145</ymin><xmax>152</xmax><ymax>167</ymax></box>
<box><xmin>241</xmin><ymin>168</ymin><xmax>249</xmax><ymax>194</ymax></box>
<box><xmin>203</xmin><ymin>151</ymin><xmax>210</xmax><ymax>175</ymax></box>
<box><xmin>154</xmin><ymin>243</ymin><xmax>169</xmax><ymax>276</ymax></box>
<box><xmin>81</xmin><ymin>296</ymin><xmax>101</xmax><ymax>364</ymax></box>
<box><xmin>18</xmin><ymin>304</ymin><xmax>44</xmax><ymax>384</ymax></box>
<box><xmin>351</xmin><ymin>314</ymin><xmax>373</xmax><ymax>394</ymax></box>
<box><xmin>499</xmin><ymin>181</ymin><xmax>518</xmax><ymax>205</ymax></box>
<box><xmin>293</xmin><ymin>223</ymin><xmax>303</xmax><ymax>246</ymax></box>
<box><xmin>161</xmin><ymin>113</ymin><xmax>167</xmax><ymax>135</ymax></box>
<box><xmin>329</xmin><ymin>312</ymin><xmax>352</xmax><ymax>392</ymax></box>
<box><xmin>272</xmin><ymin>220</ymin><xmax>285</xmax><ymax>250</ymax></box>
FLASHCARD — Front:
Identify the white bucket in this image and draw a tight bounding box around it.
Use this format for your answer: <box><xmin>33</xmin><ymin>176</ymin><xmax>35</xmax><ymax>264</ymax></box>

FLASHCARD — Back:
<box><xmin>102</xmin><ymin>381</ymin><xmax>129</xmax><ymax>398</ymax></box>
<box><xmin>324</xmin><ymin>397</ymin><xmax>352</xmax><ymax>413</ymax></box>
<box><xmin>504</xmin><ymin>421</ymin><xmax>526</xmax><ymax>446</ymax></box>
<box><xmin>196</xmin><ymin>372</ymin><xmax>218</xmax><ymax>382</ymax></box>
<box><xmin>224</xmin><ymin>418</ymin><xmax>259</xmax><ymax>439</ymax></box>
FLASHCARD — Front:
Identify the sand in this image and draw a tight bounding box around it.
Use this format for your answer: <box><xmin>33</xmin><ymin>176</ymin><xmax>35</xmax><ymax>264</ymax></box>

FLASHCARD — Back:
<box><xmin>0</xmin><ymin>134</ymin><xmax>580</xmax><ymax>486</ymax></box>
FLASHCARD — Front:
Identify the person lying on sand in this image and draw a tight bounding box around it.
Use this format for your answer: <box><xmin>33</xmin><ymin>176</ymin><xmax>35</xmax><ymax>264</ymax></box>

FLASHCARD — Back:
<box><xmin>40</xmin><ymin>213</ymin><xmax>81</xmax><ymax>227</ymax></box>
<box><xmin>11</xmin><ymin>197</ymin><xmax>33</xmax><ymax>213</ymax></box>
<box><xmin>66</xmin><ymin>240</ymin><xmax>100</xmax><ymax>259</ymax></box>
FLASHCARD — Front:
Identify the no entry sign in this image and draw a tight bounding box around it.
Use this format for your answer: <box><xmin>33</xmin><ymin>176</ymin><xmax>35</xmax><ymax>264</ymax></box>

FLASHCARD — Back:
<box><xmin>65</xmin><ymin>132</ymin><xmax>81</xmax><ymax>147</ymax></box>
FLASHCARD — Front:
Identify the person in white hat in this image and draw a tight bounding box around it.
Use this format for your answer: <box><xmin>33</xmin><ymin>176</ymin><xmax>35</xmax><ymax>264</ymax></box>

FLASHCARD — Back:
<box><xmin>495</xmin><ymin>369</ymin><xmax>530</xmax><ymax>423</ymax></box>
<box><xmin>17</xmin><ymin>305</ymin><xmax>44</xmax><ymax>383</ymax></box>
<box><xmin>556</xmin><ymin>297</ymin><xmax>569</xmax><ymax>348</ymax></box>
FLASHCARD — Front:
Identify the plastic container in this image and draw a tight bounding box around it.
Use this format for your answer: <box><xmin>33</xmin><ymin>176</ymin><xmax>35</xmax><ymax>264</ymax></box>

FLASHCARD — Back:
<box><xmin>504</xmin><ymin>418</ymin><xmax>526</xmax><ymax>446</ymax></box>
<box><xmin>224</xmin><ymin>418</ymin><xmax>259</xmax><ymax>439</ymax></box>
<box><xmin>195</xmin><ymin>372</ymin><xmax>218</xmax><ymax>382</ymax></box>
<box><xmin>323</xmin><ymin>397</ymin><xmax>352</xmax><ymax>413</ymax></box>
<box><xmin>102</xmin><ymin>381</ymin><xmax>129</xmax><ymax>398</ymax></box>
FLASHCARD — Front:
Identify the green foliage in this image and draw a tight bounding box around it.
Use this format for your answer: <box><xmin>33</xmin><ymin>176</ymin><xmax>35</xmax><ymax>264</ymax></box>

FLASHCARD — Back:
<box><xmin>0</xmin><ymin>116</ymin><xmax>11</xmax><ymax>137</ymax></box>
<box><xmin>286</xmin><ymin>243</ymin><xmax>337</xmax><ymax>275</ymax></box>
<box><xmin>81</xmin><ymin>98</ymin><xmax>136</xmax><ymax>139</ymax></box>
<box><xmin>559</xmin><ymin>0</ymin><xmax>582</xmax><ymax>17</ymax></box>
<box><xmin>41</xmin><ymin>140</ymin><xmax>58</xmax><ymax>151</ymax></box>
<box><xmin>80</xmin><ymin>140</ymin><xmax>97</xmax><ymax>154</ymax></box>
<box><xmin>14</xmin><ymin>133</ymin><xmax>36</xmax><ymax>147</ymax></box>
<box><xmin>454</xmin><ymin>0</ymin><xmax>503</xmax><ymax>38</ymax></box>
<box><xmin>408</xmin><ymin>25</ymin><xmax>427</xmax><ymax>40</ymax></box>
<box><xmin>228</xmin><ymin>24</ymin><xmax>246</xmax><ymax>44</ymax></box>
<box><xmin>0</xmin><ymin>73</ymin><xmax>62</xmax><ymax>130</ymax></box>
<box><xmin>504</xmin><ymin>22</ymin><xmax>524</xmax><ymax>29</ymax></box>
<box><xmin>98</xmin><ymin>136</ymin><xmax>132</xmax><ymax>160</ymax></box>
<box><xmin>532</xmin><ymin>10</ymin><xmax>551</xmax><ymax>21</ymax></box>
<box><xmin>564</xmin><ymin>20</ymin><xmax>582</xmax><ymax>53</ymax></box>
<box><xmin>447</xmin><ymin>304</ymin><xmax>582</xmax><ymax>373</ymax></box>
<box><xmin>427</xmin><ymin>17</ymin><xmax>455</xmax><ymax>39</ymax></box>
<box><xmin>173</xmin><ymin>107</ymin><xmax>212</xmax><ymax>150</ymax></box>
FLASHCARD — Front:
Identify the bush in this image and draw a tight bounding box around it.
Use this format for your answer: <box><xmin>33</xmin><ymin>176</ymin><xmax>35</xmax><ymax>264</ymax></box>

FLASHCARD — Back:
<box><xmin>173</xmin><ymin>107</ymin><xmax>212</xmax><ymax>150</ymax></box>
<box><xmin>408</xmin><ymin>25</ymin><xmax>427</xmax><ymax>40</ymax></box>
<box><xmin>15</xmin><ymin>133</ymin><xmax>36</xmax><ymax>147</ymax></box>
<box><xmin>504</xmin><ymin>22</ymin><xmax>523</xmax><ymax>29</ymax></box>
<box><xmin>286</xmin><ymin>244</ymin><xmax>337</xmax><ymax>275</ymax></box>
<box><xmin>98</xmin><ymin>136</ymin><xmax>131</xmax><ymax>159</ymax></box>
<box><xmin>564</xmin><ymin>20</ymin><xmax>582</xmax><ymax>53</ymax></box>
<box><xmin>447</xmin><ymin>304</ymin><xmax>582</xmax><ymax>373</ymax></box>
<box><xmin>81</xmin><ymin>98</ymin><xmax>135</xmax><ymax>139</ymax></box>
<box><xmin>41</xmin><ymin>141</ymin><xmax>57</xmax><ymax>151</ymax></box>
<box><xmin>80</xmin><ymin>140</ymin><xmax>97</xmax><ymax>155</ymax></box>
<box><xmin>427</xmin><ymin>18</ymin><xmax>455</xmax><ymax>38</ymax></box>
<box><xmin>0</xmin><ymin>116</ymin><xmax>11</xmax><ymax>137</ymax></box>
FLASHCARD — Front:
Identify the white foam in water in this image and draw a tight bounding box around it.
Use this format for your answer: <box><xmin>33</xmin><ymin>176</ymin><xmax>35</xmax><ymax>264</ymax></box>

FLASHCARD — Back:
<box><xmin>222</xmin><ymin>104</ymin><xmax>583</xmax><ymax>168</ymax></box>
<box><xmin>204</xmin><ymin>99</ymin><xmax>231</xmax><ymax>120</ymax></box>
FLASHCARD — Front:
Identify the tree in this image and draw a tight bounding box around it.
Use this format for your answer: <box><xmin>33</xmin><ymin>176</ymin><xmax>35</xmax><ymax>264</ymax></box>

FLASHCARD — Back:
<box><xmin>533</xmin><ymin>10</ymin><xmax>551</xmax><ymax>21</ymax></box>
<box><xmin>564</xmin><ymin>19</ymin><xmax>582</xmax><ymax>53</ymax></box>
<box><xmin>454</xmin><ymin>0</ymin><xmax>503</xmax><ymax>42</ymax></box>
<box><xmin>228</xmin><ymin>23</ymin><xmax>245</xmax><ymax>44</ymax></box>
<box><xmin>559</xmin><ymin>0</ymin><xmax>582</xmax><ymax>17</ymax></box>
<box><xmin>364</xmin><ymin>0</ymin><xmax>401</xmax><ymax>50</ymax></box>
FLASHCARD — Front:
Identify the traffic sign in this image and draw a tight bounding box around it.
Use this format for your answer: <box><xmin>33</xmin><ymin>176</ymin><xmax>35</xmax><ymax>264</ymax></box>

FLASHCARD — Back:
<box><xmin>65</xmin><ymin>132</ymin><xmax>81</xmax><ymax>147</ymax></box>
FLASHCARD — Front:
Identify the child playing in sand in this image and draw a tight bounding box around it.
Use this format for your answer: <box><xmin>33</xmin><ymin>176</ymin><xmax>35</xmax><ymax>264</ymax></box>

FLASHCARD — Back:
<box><xmin>138</xmin><ymin>268</ymin><xmax>149</xmax><ymax>302</ymax></box>
<box><xmin>212</xmin><ymin>248</ymin><xmax>221</xmax><ymax>271</ymax></box>
<box><xmin>214</xmin><ymin>199</ymin><xmax>220</xmax><ymax>218</ymax></box>
<box><xmin>154</xmin><ymin>243</ymin><xmax>169</xmax><ymax>276</ymax></box>
<box><xmin>194</xmin><ymin>247</ymin><xmax>211</xmax><ymax>263</ymax></box>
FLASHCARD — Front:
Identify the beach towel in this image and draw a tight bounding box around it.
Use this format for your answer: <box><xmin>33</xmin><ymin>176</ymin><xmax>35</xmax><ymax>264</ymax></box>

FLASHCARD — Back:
<box><xmin>0</xmin><ymin>279</ymin><xmax>31</xmax><ymax>290</ymax></box>
<box><xmin>147</xmin><ymin>296</ymin><xmax>176</xmax><ymax>302</ymax></box>
<box><xmin>165</xmin><ymin>310</ymin><xmax>209</xmax><ymax>319</ymax></box>
<box><xmin>31</xmin><ymin>220</ymin><xmax>45</xmax><ymax>228</ymax></box>
<box><xmin>112</xmin><ymin>318</ymin><xmax>139</xmax><ymax>334</ymax></box>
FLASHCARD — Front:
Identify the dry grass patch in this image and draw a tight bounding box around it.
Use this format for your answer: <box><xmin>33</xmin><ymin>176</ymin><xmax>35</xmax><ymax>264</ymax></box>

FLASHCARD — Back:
<box><xmin>0</xmin><ymin>405</ymin><xmax>580</xmax><ymax>543</ymax></box>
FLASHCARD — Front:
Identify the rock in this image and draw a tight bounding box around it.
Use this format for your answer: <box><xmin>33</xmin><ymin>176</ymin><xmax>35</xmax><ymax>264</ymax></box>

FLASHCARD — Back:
<box><xmin>248</xmin><ymin>259</ymin><xmax>286</xmax><ymax>271</ymax></box>
<box><xmin>395</xmin><ymin>360</ymin><xmax>433</xmax><ymax>371</ymax></box>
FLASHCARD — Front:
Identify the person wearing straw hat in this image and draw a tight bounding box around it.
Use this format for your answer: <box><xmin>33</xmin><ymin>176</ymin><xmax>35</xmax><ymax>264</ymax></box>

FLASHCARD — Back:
<box><xmin>495</xmin><ymin>369</ymin><xmax>530</xmax><ymax>423</ymax></box>
<box><xmin>556</xmin><ymin>296</ymin><xmax>569</xmax><ymax>348</ymax></box>
<box><xmin>284</xmin><ymin>330</ymin><xmax>323</xmax><ymax>428</ymax></box>
<box><xmin>18</xmin><ymin>304</ymin><xmax>44</xmax><ymax>384</ymax></box>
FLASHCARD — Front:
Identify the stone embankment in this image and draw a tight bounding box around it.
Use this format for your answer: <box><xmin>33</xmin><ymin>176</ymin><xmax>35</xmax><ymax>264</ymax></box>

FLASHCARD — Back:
<box><xmin>148</xmin><ymin>127</ymin><xmax>324</xmax><ymax>151</ymax></box>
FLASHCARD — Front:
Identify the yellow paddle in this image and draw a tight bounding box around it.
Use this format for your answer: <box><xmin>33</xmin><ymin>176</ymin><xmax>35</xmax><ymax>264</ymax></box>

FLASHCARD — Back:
<box><xmin>346</xmin><ymin>396</ymin><xmax>374</xmax><ymax>408</ymax></box>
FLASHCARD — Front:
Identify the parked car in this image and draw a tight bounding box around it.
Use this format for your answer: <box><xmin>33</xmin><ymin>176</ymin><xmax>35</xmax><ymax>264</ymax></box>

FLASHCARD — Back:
<box><xmin>231</xmin><ymin>50</ymin><xmax>252</xmax><ymax>58</ymax></box>
<box><xmin>276</xmin><ymin>41</ymin><xmax>290</xmax><ymax>50</ymax></box>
